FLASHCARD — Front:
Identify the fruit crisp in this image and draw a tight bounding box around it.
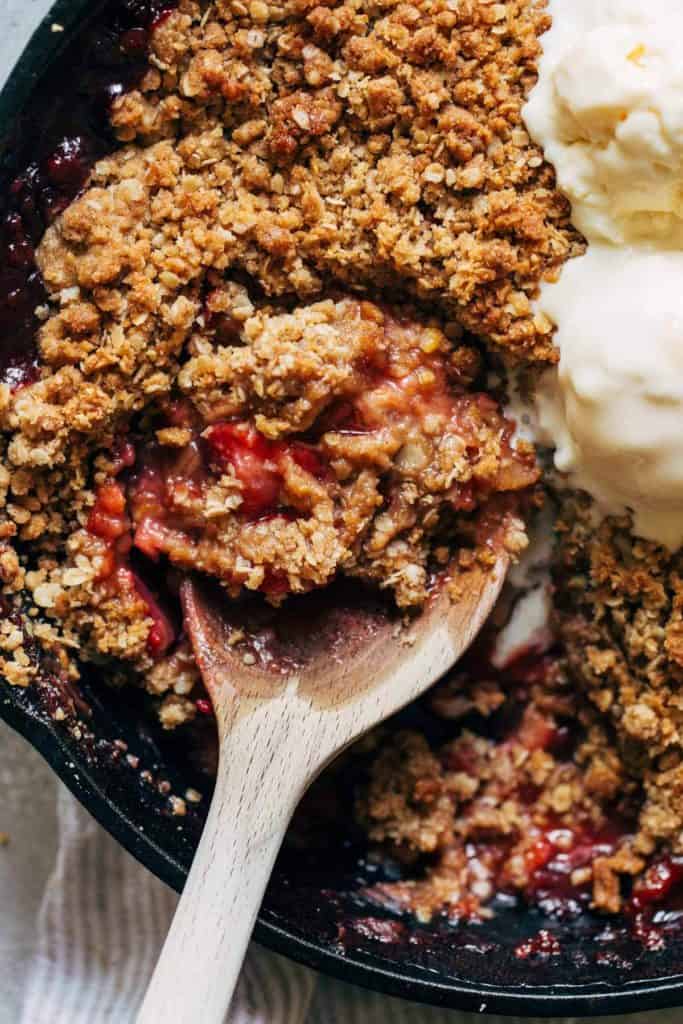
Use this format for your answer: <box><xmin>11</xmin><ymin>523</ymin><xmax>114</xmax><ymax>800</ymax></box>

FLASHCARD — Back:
<box><xmin>1</xmin><ymin>0</ymin><xmax>683</xmax><ymax>938</ymax></box>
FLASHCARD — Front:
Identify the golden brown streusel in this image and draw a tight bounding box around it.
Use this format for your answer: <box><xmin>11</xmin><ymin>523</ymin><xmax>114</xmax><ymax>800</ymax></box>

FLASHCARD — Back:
<box><xmin>23</xmin><ymin>0</ymin><xmax>581</xmax><ymax>476</ymax></box>
<box><xmin>110</xmin><ymin>0</ymin><xmax>580</xmax><ymax>357</ymax></box>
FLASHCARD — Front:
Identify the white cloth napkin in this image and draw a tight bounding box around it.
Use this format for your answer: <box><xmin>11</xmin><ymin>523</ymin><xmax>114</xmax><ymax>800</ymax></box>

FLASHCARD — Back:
<box><xmin>18</xmin><ymin>786</ymin><xmax>318</xmax><ymax>1024</ymax></box>
<box><xmin>5</xmin><ymin>777</ymin><xmax>680</xmax><ymax>1024</ymax></box>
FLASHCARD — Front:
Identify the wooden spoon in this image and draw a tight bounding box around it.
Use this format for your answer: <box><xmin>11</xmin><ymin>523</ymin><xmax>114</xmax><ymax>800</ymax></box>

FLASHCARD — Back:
<box><xmin>137</xmin><ymin>556</ymin><xmax>507</xmax><ymax>1024</ymax></box>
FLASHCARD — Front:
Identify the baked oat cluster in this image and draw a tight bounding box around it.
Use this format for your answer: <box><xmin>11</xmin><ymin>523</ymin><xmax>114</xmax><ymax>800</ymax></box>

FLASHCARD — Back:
<box><xmin>3</xmin><ymin>0</ymin><xmax>683</xmax><ymax>932</ymax></box>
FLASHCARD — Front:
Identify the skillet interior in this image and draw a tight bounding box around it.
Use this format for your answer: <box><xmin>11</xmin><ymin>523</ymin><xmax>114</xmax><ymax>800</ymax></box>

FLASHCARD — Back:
<box><xmin>2</xmin><ymin>1</ymin><xmax>683</xmax><ymax>1015</ymax></box>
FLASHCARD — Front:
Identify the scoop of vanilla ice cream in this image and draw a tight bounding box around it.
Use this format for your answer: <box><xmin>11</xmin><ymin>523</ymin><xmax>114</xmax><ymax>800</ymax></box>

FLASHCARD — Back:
<box><xmin>535</xmin><ymin>247</ymin><xmax>683</xmax><ymax>549</ymax></box>
<box><xmin>524</xmin><ymin>0</ymin><xmax>683</xmax><ymax>245</ymax></box>
<box><xmin>524</xmin><ymin>0</ymin><xmax>683</xmax><ymax>551</ymax></box>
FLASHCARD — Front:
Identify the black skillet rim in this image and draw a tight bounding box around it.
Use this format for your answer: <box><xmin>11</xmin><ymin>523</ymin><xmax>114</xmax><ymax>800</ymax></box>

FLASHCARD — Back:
<box><xmin>1</xmin><ymin>2</ymin><xmax>683</xmax><ymax>1016</ymax></box>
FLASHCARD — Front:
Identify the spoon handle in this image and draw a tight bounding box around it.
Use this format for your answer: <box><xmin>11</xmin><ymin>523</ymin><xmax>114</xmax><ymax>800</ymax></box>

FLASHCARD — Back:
<box><xmin>137</xmin><ymin>703</ymin><xmax>307</xmax><ymax>1024</ymax></box>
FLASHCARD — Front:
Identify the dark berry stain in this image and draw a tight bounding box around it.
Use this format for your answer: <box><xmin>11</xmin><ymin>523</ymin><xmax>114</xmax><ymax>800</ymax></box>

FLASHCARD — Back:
<box><xmin>0</xmin><ymin>0</ymin><xmax>176</xmax><ymax>389</ymax></box>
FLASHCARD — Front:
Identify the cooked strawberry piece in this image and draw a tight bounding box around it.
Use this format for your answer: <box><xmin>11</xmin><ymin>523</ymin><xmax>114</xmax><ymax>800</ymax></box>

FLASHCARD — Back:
<box><xmin>205</xmin><ymin>421</ymin><xmax>283</xmax><ymax>518</ymax></box>
<box><xmin>288</xmin><ymin>442</ymin><xmax>328</xmax><ymax>480</ymax></box>
<box><xmin>120</xmin><ymin>568</ymin><xmax>175</xmax><ymax>657</ymax></box>
<box><xmin>133</xmin><ymin>517</ymin><xmax>172</xmax><ymax>560</ymax></box>
<box><xmin>630</xmin><ymin>857</ymin><xmax>683</xmax><ymax>912</ymax></box>
<box><xmin>98</xmin><ymin>482</ymin><xmax>126</xmax><ymax>515</ymax></box>
<box><xmin>524</xmin><ymin>836</ymin><xmax>555</xmax><ymax>876</ymax></box>
<box><xmin>88</xmin><ymin>481</ymin><xmax>129</xmax><ymax>540</ymax></box>
<box><xmin>449</xmin><ymin>481</ymin><xmax>477</xmax><ymax>512</ymax></box>
<box><xmin>129</xmin><ymin>463</ymin><xmax>169</xmax><ymax>557</ymax></box>
<box><xmin>96</xmin><ymin>547</ymin><xmax>116</xmax><ymax>581</ymax></box>
<box><xmin>206</xmin><ymin>421</ymin><xmax>273</xmax><ymax>463</ymax></box>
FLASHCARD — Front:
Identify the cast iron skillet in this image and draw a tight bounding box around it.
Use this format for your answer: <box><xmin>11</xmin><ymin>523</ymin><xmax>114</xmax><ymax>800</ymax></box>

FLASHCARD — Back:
<box><xmin>2</xmin><ymin>2</ymin><xmax>683</xmax><ymax>1015</ymax></box>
